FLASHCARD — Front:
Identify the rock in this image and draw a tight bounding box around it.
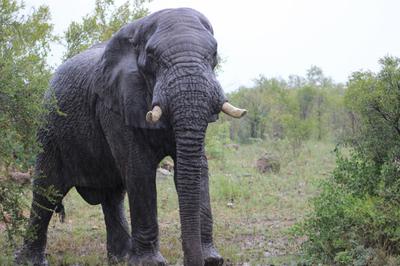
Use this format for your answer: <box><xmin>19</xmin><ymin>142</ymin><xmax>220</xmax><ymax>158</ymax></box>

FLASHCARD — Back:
<box><xmin>264</xmin><ymin>251</ymin><xmax>272</xmax><ymax>257</ymax></box>
<box><xmin>224</xmin><ymin>143</ymin><xmax>240</xmax><ymax>150</ymax></box>
<box><xmin>10</xmin><ymin>171</ymin><xmax>31</xmax><ymax>184</ymax></box>
<box><xmin>3</xmin><ymin>213</ymin><xmax>12</xmax><ymax>224</ymax></box>
<box><xmin>158</xmin><ymin>168</ymin><xmax>171</xmax><ymax>176</ymax></box>
<box><xmin>256</xmin><ymin>153</ymin><xmax>280</xmax><ymax>173</ymax></box>
<box><xmin>157</xmin><ymin>168</ymin><xmax>172</xmax><ymax>179</ymax></box>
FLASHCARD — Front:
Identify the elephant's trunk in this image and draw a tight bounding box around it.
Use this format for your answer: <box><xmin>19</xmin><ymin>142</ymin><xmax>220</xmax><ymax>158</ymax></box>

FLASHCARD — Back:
<box><xmin>167</xmin><ymin>79</ymin><xmax>210</xmax><ymax>265</ymax></box>
<box><xmin>175</xmin><ymin>129</ymin><xmax>204</xmax><ymax>265</ymax></box>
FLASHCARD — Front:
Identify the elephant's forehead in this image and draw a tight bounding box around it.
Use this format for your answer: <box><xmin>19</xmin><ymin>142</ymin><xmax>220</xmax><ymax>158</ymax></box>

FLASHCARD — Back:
<box><xmin>149</xmin><ymin>22</ymin><xmax>216</xmax><ymax>51</ymax></box>
<box><xmin>151</xmin><ymin>8</ymin><xmax>210</xmax><ymax>26</ymax></box>
<box><xmin>147</xmin><ymin>8</ymin><xmax>212</xmax><ymax>35</ymax></box>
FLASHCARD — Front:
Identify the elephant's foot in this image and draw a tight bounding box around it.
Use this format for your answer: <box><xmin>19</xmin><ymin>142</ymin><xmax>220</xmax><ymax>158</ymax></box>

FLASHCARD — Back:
<box><xmin>203</xmin><ymin>244</ymin><xmax>224</xmax><ymax>266</ymax></box>
<box><xmin>108</xmin><ymin>248</ymin><xmax>130</xmax><ymax>264</ymax></box>
<box><xmin>107</xmin><ymin>239</ymin><xmax>131</xmax><ymax>264</ymax></box>
<box><xmin>14</xmin><ymin>247</ymin><xmax>48</xmax><ymax>266</ymax></box>
<box><xmin>128</xmin><ymin>251</ymin><xmax>167</xmax><ymax>266</ymax></box>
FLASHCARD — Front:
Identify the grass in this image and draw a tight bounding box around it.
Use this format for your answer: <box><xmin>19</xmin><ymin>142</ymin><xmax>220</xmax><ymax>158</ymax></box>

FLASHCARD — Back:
<box><xmin>0</xmin><ymin>139</ymin><xmax>336</xmax><ymax>265</ymax></box>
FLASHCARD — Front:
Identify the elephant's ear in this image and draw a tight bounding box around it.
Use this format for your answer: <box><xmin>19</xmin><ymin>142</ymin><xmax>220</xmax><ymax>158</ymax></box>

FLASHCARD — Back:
<box><xmin>95</xmin><ymin>26</ymin><xmax>168</xmax><ymax>129</ymax></box>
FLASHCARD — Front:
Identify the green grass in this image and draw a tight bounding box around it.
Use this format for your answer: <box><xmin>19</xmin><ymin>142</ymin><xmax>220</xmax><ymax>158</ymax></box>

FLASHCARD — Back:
<box><xmin>0</xmin><ymin>140</ymin><xmax>336</xmax><ymax>265</ymax></box>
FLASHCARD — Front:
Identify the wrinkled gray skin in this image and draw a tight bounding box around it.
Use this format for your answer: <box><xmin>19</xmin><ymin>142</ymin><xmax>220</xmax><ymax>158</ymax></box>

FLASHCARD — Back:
<box><xmin>15</xmin><ymin>8</ymin><xmax>229</xmax><ymax>266</ymax></box>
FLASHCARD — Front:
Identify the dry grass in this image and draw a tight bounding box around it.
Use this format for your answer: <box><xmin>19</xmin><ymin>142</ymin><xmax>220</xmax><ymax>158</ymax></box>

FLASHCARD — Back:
<box><xmin>0</xmin><ymin>140</ymin><xmax>336</xmax><ymax>265</ymax></box>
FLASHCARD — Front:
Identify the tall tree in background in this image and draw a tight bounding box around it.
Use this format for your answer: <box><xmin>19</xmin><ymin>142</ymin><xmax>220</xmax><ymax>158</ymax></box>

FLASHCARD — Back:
<box><xmin>64</xmin><ymin>0</ymin><xmax>151</xmax><ymax>60</ymax></box>
<box><xmin>0</xmin><ymin>0</ymin><xmax>55</xmax><ymax>169</ymax></box>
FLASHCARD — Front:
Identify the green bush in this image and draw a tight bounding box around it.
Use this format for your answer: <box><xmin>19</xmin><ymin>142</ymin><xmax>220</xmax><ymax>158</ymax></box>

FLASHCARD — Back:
<box><xmin>295</xmin><ymin>57</ymin><xmax>400</xmax><ymax>265</ymax></box>
<box><xmin>0</xmin><ymin>0</ymin><xmax>57</xmax><ymax>256</ymax></box>
<box><xmin>0</xmin><ymin>0</ymin><xmax>54</xmax><ymax>169</ymax></box>
<box><xmin>296</xmin><ymin>154</ymin><xmax>400</xmax><ymax>265</ymax></box>
<box><xmin>0</xmin><ymin>181</ymin><xmax>31</xmax><ymax>248</ymax></box>
<box><xmin>205</xmin><ymin>121</ymin><xmax>231</xmax><ymax>161</ymax></box>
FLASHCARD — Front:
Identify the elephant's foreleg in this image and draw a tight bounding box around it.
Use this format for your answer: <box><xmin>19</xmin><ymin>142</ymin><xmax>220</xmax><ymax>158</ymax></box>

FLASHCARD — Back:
<box><xmin>101</xmin><ymin>188</ymin><xmax>131</xmax><ymax>263</ymax></box>
<box><xmin>126</xmin><ymin>154</ymin><xmax>166</xmax><ymax>266</ymax></box>
<box><xmin>199</xmin><ymin>154</ymin><xmax>224</xmax><ymax>266</ymax></box>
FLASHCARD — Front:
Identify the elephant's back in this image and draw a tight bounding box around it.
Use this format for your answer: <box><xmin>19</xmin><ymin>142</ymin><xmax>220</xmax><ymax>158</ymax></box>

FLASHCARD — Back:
<box><xmin>50</xmin><ymin>43</ymin><xmax>106</xmax><ymax>99</ymax></box>
<box><xmin>40</xmin><ymin>43</ymin><xmax>122</xmax><ymax>189</ymax></box>
<box><xmin>45</xmin><ymin>43</ymin><xmax>106</xmax><ymax>140</ymax></box>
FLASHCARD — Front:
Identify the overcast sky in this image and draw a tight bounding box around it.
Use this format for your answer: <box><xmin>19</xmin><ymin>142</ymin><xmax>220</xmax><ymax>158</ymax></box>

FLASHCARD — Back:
<box><xmin>25</xmin><ymin>0</ymin><xmax>400</xmax><ymax>92</ymax></box>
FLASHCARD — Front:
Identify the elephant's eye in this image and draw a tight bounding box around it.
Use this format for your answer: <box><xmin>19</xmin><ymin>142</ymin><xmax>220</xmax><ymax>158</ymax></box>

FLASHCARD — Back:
<box><xmin>145</xmin><ymin>44</ymin><xmax>156</xmax><ymax>57</ymax></box>
<box><xmin>146</xmin><ymin>53</ymin><xmax>157</xmax><ymax>67</ymax></box>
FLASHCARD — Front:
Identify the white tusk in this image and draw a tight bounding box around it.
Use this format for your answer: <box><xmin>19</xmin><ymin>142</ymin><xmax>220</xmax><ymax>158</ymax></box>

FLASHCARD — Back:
<box><xmin>221</xmin><ymin>102</ymin><xmax>247</xmax><ymax>118</ymax></box>
<box><xmin>146</xmin><ymin>106</ymin><xmax>162</xmax><ymax>123</ymax></box>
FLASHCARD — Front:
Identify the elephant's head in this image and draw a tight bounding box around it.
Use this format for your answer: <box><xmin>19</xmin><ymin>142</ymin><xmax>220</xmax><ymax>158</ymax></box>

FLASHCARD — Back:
<box><xmin>97</xmin><ymin>8</ymin><xmax>246</xmax><ymax>264</ymax></box>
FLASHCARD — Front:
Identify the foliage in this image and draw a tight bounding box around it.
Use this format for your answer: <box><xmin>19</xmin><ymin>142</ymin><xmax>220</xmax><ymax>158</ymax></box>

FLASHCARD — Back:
<box><xmin>0</xmin><ymin>0</ymin><xmax>56</xmax><ymax>255</ymax></box>
<box><xmin>295</xmin><ymin>57</ymin><xmax>400</xmax><ymax>265</ymax></box>
<box><xmin>0</xmin><ymin>181</ymin><xmax>31</xmax><ymax>248</ymax></box>
<box><xmin>63</xmin><ymin>0</ymin><xmax>151</xmax><ymax>59</ymax></box>
<box><xmin>0</xmin><ymin>0</ymin><xmax>54</xmax><ymax>169</ymax></box>
<box><xmin>205</xmin><ymin>121</ymin><xmax>231</xmax><ymax>161</ymax></box>
<box><xmin>226</xmin><ymin>66</ymin><xmax>348</xmax><ymax>149</ymax></box>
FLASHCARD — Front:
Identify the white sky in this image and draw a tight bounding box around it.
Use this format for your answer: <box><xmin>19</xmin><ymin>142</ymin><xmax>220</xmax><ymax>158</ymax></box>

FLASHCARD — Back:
<box><xmin>25</xmin><ymin>0</ymin><xmax>400</xmax><ymax>92</ymax></box>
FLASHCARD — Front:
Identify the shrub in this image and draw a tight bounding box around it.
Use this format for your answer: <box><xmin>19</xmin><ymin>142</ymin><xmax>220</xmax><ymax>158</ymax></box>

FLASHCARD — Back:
<box><xmin>0</xmin><ymin>0</ymin><xmax>55</xmax><ymax>255</ymax></box>
<box><xmin>205</xmin><ymin>121</ymin><xmax>231</xmax><ymax>161</ymax></box>
<box><xmin>295</xmin><ymin>57</ymin><xmax>400</xmax><ymax>265</ymax></box>
<box><xmin>0</xmin><ymin>181</ymin><xmax>31</xmax><ymax>248</ymax></box>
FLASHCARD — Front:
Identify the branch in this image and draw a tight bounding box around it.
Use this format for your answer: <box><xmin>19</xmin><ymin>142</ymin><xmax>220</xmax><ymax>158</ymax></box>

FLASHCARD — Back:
<box><xmin>372</xmin><ymin>104</ymin><xmax>400</xmax><ymax>136</ymax></box>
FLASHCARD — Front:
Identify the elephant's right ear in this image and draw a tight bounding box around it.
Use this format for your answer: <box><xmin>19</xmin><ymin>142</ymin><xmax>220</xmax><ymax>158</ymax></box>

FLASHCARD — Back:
<box><xmin>95</xmin><ymin>26</ymin><xmax>168</xmax><ymax>129</ymax></box>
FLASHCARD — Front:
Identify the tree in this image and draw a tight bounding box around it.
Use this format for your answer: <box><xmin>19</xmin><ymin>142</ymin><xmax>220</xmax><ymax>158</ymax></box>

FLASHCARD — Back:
<box><xmin>64</xmin><ymin>0</ymin><xmax>151</xmax><ymax>60</ymax></box>
<box><xmin>0</xmin><ymin>0</ymin><xmax>55</xmax><ymax>169</ymax></box>
<box><xmin>228</xmin><ymin>77</ymin><xmax>288</xmax><ymax>141</ymax></box>
<box><xmin>297</xmin><ymin>85</ymin><xmax>316</xmax><ymax>120</ymax></box>
<box><xmin>306</xmin><ymin>65</ymin><xmax>332</xmax><ymax>87</ymax></box>
<box><xmin>345</xmin><ymin>57</ymin><xmax>400</xmax><ymax>162</ymax></box>
<box><xmin>0</xmin><ymin>0</ymin><xmax>55</xmax><ymax>253</ymax></box>
<box><xmin>226</xmin><ymin>71</ymin><xmax>349</xmax><ymax>144</ymax></box>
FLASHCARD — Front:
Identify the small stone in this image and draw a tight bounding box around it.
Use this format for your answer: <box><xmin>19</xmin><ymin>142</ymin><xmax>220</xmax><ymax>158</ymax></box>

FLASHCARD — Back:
<box><xmin>256</xmin><ymin>153</ymin><xmax>280</xmax><ymax>174</ymax></box>
<box><xmin>3</xmin><ymin>213</ymin><xmax>12</xmax><ymax>224</ymax></box>
<box><xmin>158</xmin><ymin>168</ymin><xmax>171</xmax><ymax>176</ymax></box>
<box><xmin>10</xmin><ymin>171</ymin><xmax>31</xmax><ymax>184</ymax></box>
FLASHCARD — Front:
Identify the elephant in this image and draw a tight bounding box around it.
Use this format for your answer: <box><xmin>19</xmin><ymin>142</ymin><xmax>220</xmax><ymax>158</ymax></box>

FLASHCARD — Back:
<box><xmin>15</xmin><ymin>7</ymin><xmax>246</xmax><ymax>266</ymax></box>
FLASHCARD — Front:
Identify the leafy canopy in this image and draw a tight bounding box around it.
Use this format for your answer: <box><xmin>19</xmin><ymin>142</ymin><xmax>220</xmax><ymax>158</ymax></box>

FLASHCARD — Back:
<box><xmin>64</xmin><ymin>0</ymin><xmax>151</xmax><ymax>60</ymax></box>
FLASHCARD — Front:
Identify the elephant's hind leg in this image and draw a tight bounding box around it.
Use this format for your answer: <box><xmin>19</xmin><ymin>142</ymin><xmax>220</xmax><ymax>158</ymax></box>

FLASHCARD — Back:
<box><xmin>101</xmin><ymin>188</ymin><xmax>131</xmax><ymax>263</ymax></box>
<box><xmin>15</xmin><ymin>160</ymin><xmax>70</xmax><ymax>265</ymax></box>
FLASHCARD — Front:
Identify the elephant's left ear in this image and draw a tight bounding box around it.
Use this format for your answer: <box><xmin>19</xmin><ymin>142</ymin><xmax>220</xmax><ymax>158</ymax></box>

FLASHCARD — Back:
<box><xmin>94</xmin><ymin>24</ymin><xmax>168</xmax><ymax>129</ymax></box>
